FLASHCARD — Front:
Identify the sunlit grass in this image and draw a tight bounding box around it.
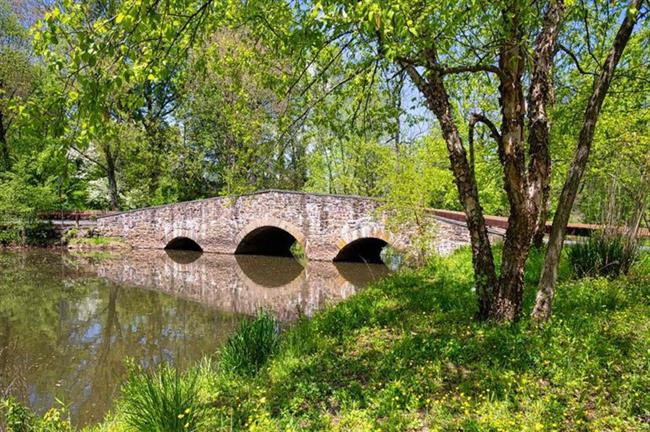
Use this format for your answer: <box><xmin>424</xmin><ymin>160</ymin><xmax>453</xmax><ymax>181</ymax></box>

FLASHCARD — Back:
<box><xmin>219</xmin><ymin>310</ymin><xmax>280</xmax><ymax>376</ymax></box>
<box><xmin>118</xmin><ymin>364</ymin><xmax>209</xmax><ymax>432</ymax></box>
<box><xmin>66</xmin><ymin>248</ymin><xmax>650</xmax><ymax>431</ymax></box>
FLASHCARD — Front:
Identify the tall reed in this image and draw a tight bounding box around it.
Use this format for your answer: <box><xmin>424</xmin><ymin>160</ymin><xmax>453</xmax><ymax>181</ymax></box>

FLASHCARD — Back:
<box><xmin>119</xmin><ymin>364</ymin><xmax>208</xmax><ymax>432</ymax></box>
<box><xmin>219</xmin><ymin>310</ymin><xmax>280</xmax><ymax>376</ymax></box>
<box><xmin>568</xmin><ymin>234</ymin><xmax>638</xmax><ymax>278</ymax></box>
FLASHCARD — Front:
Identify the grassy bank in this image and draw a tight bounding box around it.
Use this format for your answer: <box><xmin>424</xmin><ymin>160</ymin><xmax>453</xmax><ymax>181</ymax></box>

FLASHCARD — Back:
<box><xmin>84</xmin><ymin>248</ymin><xmax>648</xmax><ymax>432</ymax></box>
<box><xmin>66</xmin><ymin>236</ymin><xmax>131</xmax><ymax>251</ymax></box>
<box><xmin>4</xmin><ymin>248</ymin><xmax>650</xmax><ymax>431</ymax></box>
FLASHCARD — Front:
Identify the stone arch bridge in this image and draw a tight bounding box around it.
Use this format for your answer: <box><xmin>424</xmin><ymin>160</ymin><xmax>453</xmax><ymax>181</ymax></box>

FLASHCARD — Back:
<box><xmin>97</xmin><ymin>190</ymin><xmax>473</xmax><ymax>262</ymax></box>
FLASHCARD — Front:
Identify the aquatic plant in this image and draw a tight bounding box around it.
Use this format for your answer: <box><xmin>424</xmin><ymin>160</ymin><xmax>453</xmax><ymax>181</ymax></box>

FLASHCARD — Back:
<box><xmin>219</xmin><ymin>310</ymin><xmax>280</xmax><ymax>376</ymax></box>
<box><xmin>119</xmin><ymin>364</ymin><xmax>208</xmax><ymax>432</ymax></box>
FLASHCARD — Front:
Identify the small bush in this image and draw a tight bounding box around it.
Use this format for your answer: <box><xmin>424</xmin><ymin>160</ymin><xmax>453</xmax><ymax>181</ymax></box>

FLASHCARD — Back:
<box><xmin>219</xmin><ymin>311</ymin><xmax>280</xmax><ymax>376</ymax></box>
<box><xmin>119</xmin><ymin>364</ymin><xmax>208</xmax><ymax>432</ymax></box>
<box><xmin>38</xmin><ymin>408</ymin><xmax>73</xmax><ymax>432</ymax></box>
<box><xmin>1</xmin><ymin>398</ymin><xmax>72</xmax><ymax>432</ymax></box>
<box><xmin>24</xmin><ymin>223</ymin><xmax>58</xmax><ymax>246</ymax></box>
<box><xmin>0</xmin><ymin>227</ymin><xmax>21</xmax><ymax>246</ymax></box>
<box><xmin>0</xmin><ymin>222</ymin><xmax>58</xmax><ymax>247</ymax></box>
<box><xmin>1</xmin><ymin>398</ymin><xmax>34</xmax><ymax>432</ymax></box>
<box><xmin>568</xmin><ymin>234</ymin><xmax>639</xmax><ymax>278</ymax></box>
<box><xmin>290</xmin><ymin>241</ymin><xmax>306</xmax><ymax>262</ymax></box>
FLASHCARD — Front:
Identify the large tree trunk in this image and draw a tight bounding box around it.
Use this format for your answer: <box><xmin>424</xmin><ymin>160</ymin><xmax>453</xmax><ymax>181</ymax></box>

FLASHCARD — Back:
<box><xmin>104</xmin><ymin>144</ymin><xmax>120</xmax><ymax>211</ymax></box>
<box><xmin>490</xmin><ymin>0</ymin><xmax>565</xmax><ymax>321</ymax></box>
<box><xmin>528</xmin><ymin>1</ymin><xmax>565</xmax><ymax>250</ymax></box>
<box><xmin>403</xmin><ymin>58</ymin><xmax>498</xmax><ymax>320</ymax></box>
<box><xmin>532</xmin><ymin>193</ymin><xmax>550</xmax><ymax>248</ymax></box>
<box><xmin>532</xmin><ymin>0</ymin><xmax>644</xmax><ymax>322</ymax></box>
<box><xmin>493</xmin><ymin>5</ymin><xmax>531</xmax><ymax>322</ymax></box>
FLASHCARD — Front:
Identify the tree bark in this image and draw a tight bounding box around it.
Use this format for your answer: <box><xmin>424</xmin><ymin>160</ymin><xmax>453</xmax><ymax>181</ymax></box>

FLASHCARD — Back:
<box><xmin>532</xmin><ymin>192</ymin><xmax>550</xmax><ymax>248</ymax></box>
<box><xmin>403</xmin><ymin>55</ymin><xmax>498</xmax><ymax>320</ymax></box>
<box><xmin>532</xmin><ymin>0</ymin><xmax>644</xmax><ymax>322</ymax></box>
<box><xmin>528</xmin><ymin>0</ymin><xmax>565</xmax><ymax>250</ymax></box>
<box><xmin>104</xmin><ymin>144</ymin><xmax>120</xmax><ymax>211</ymax></box>
<box><xmin>488</xmin><ymin>0</ymin><xmax>565</xmax><ymax>321</ymax></box>
<box><xmin>491</xmin><ymin>4</ymin><xmax>532</xmax><ymax>322</ymax></box>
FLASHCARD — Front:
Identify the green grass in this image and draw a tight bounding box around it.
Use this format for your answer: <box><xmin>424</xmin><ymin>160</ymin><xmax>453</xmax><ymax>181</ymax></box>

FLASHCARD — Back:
<box><xmin>67</xmin><ymin>236</ymin><xmax>129</xmax><ymax>249</ymax></box>
<box><xmin>117</xmin><ymin>364</ymin><xmax>209</xmax><ymax>432</ymax></box>
<box><xmin>567</xmin><ymin>235</ymin><xmax>639</xmax><ymax>278</ymax></box>
<box><xmin>14</xmin><ymin>248</ymin><xmax>650</xmax><ymax>431</ymax></box>
<box><xmin>219</xmin><ymin>311</ymin><xmax>281</xmax><ymax>376</ymax></box>
<box><xmin>210</xmin><ymin>248</ymin><xmax>650</xmax><ymax>431</ymax></box>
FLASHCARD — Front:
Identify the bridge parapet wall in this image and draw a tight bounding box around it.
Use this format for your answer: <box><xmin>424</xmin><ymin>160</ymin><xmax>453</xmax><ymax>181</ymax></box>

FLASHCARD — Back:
<box><xmin>96</xmin><ymin>191</ymin><xmax>473</xmax><ymax>260</ymax></box>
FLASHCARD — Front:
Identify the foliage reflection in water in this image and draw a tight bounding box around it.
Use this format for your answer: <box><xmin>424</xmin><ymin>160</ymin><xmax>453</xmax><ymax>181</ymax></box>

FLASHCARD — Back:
<box><xmin>0</xmin><ymin>249</ymin><xmax>389</xmax><ymax>427</ymax></box>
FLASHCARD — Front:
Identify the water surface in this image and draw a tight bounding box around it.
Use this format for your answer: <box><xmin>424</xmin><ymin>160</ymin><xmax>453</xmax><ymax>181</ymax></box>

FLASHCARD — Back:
<box><xmin>0</xmin><ymin>250</ymin><xmax>388</xmax><ymax>426</ymax></box>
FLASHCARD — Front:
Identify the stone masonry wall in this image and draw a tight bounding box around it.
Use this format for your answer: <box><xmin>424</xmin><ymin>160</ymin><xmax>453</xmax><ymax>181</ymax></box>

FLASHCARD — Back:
<box><xmin>97</xmin><ymin>190</ymin><xmax>474</xmax><ymax>261</ymax></box>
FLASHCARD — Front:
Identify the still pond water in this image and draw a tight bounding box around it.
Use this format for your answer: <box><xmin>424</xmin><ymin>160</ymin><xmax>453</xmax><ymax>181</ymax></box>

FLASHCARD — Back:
<box><xmin>0</xmin><ymin>250</ymin><xmax>389</xmax><ymax>427</ymax></box>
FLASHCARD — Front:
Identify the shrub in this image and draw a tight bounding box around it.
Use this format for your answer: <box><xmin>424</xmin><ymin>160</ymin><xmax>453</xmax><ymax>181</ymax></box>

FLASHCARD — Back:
<box><xmin>1</xmin><ymin>398</ymin><xmax>72</xmax><ymax>432</ymax></box>
<box><xmin>0</xmin><ymin>222</ymin><xmax>58</xmax><ymax>247</ymax></box>
<box><xmin>0</xmin><ymin>227</ymin><xmax>21</xmax><ymax>246</ymax></box>
<box><xmin>119</xmin><ymin>364</ymin><xmax>208</xmax><ymax>432</ymax></box>
<box><xmin>568</xmin><ymin>234</ymin><xmax>639</xmax><ymax>278</ymax></box>
<box><xmin>1</xmin><ymin>398</ymin><xmax>34</xmax><ymax>432</ymax></box>
<box><xmin>24</xmin><ymin>223</ymin><xmax>58</xmax><ymax>246</ymax></box>
<box><xmin>219</xmin><ymin>311</ymin><xmax>280</xmax><ymax>376</ymax></box>
<box><xmin>290</xmin><ymin>241</ymin><xmax>306</xmax><ymax>262</ymax></box>
<box><xmin>38</xmin><ymin>408</ymin><xmax>73</xmax><ymax>432</ymax></box>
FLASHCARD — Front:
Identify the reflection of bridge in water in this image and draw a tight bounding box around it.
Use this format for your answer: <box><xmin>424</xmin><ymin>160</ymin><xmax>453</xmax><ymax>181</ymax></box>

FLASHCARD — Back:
<box><xmin>93</xmin><ymin>251</ymin><xmax>390</xmax><ymax>321</ymax></box>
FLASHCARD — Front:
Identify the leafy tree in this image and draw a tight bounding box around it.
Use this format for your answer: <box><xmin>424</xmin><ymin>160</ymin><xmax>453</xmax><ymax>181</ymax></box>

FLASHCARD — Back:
<box><xmin>0</xmin><ymin>0</ymin><xmax>37</xmax><ymax>171</ymax></box>
<box><xmin>275</xmin><ymin>0</ymin><xmax>644</xmax><ymax>322</ymax></box>
<box><xmin>549</xmin><ymin>25</ymin><xmax>649</xmax><ymax>232</ymax></box>
<box><xmin>533</xmin><ymin>0</ymin><xmax>646</xmax><ymax>321</ymax></box>
<box><xmin>180</xmin><ymin>29</ymin><xmax>308</xmax><ymax>195</ymax></box>
<box><xmin>31</xmin><ymin>0</ymin><xmax>649</xmax><ymax>323</ymax></box>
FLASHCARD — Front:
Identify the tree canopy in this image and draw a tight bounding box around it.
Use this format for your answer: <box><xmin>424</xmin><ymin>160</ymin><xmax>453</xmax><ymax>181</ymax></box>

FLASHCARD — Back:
<box><xmin>0</xmin><ymin>0</ymin><xmax>647</xmax><ymax>321</ymax></box>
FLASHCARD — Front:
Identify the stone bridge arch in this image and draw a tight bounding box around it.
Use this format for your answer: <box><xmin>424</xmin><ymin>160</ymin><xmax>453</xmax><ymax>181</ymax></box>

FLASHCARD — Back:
<box><xmin>334</xmin><ymin>226</ymin><xmax>393</xmax><ymax>263</ymax></box>
<box><xmin>164</xmin><ymin>236</ymin><xmax>203</xmax><ymax>252</ymax></box>
<box><xmin>234</xmin><ymin>216</ymin><xmax>306</xmax><ymax>257</ymax></box>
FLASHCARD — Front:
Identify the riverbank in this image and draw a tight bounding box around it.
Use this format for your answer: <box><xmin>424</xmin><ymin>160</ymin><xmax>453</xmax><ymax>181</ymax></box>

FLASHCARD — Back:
<box><xmin>76</xmin><ymin>248</ymin><xmax>648</xmax><ymax>432</ymax></box>
<box><xmin>0</xmin><ymin>225</ymin><xmax>130</xmax><ymax>251</ymax></box>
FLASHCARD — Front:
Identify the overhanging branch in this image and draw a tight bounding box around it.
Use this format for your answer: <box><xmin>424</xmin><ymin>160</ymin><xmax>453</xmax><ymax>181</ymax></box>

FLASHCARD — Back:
<box><xmin>468</xmin><ymin>113</ymin><xmax>501</xmax><ymax>180</ymax></box>
<box><xmin>469</xmin><ymin>112</ymin><xmax>501</xmax><ymax>143</ymax></box>
<box><xmin>433</xmin><ymin>63</ymin><xmax>502</xmax><ymax>77</ymax></box>
<box><xmin>558</xmin><ymin>44</ymin><xmax>596</xmax><ymax>76</ymax></box>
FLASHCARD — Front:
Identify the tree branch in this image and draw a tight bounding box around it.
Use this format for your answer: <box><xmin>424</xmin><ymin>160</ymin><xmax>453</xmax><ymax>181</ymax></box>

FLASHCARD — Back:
<box><xmin>527</xmin><ymin>0</ymin><xmax>565</xmax><ymax>244</ymax></box>
<box><xmin>70</xmin><ymin>145</ymin><xmax>107</xmax><ymax>172</ymax></box>
<box><xmin>533</xmin><ymin>0</ymin><xmax>645</xmax><ymax>323</ymax></box>
<box><xmin>558</xmin><ymin>44</ymin><xmax>596</xmax><ymax>76</ymax></box>
<box><xmin>398</xmin><ymin>55</ymin><xmax>503</xmax><ymax>79</ymax></box>
<box><xmin>433</xmin><ymin>63</ymin><xmax>502</xmax><ymax>77</ymax></box>
<box><xmin>469</xmin><ymin>113</ymin><xmax>501</xmax><ymax>142</ymax></box>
